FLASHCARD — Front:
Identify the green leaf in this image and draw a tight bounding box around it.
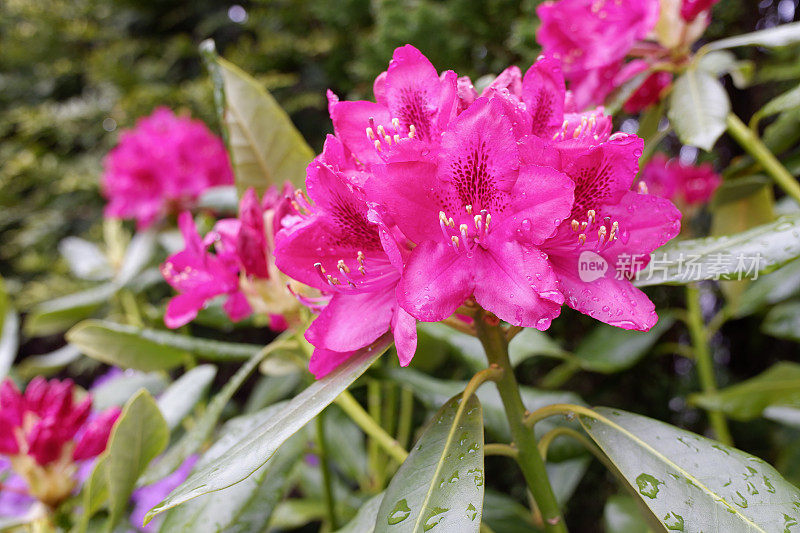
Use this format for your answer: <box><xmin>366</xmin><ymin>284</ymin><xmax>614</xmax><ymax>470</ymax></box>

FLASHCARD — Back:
<box><xmin>763</xmin><ymin>405</ymin><xmax>800</xmax><ymax>429</ymax></box>
<box><xmin>508</xmin><ymin>329</ymin><xmax>567</xmax><ymax>367</ymax></box>
<box><xmin>0</xmin><ymin>309</ymin><xmax>18</xmax><ymax>381</ymax></box>
<box><xmin>633</xmin><ymin>214</ymin><xmax>800</xmax><ymax>287</ymax></box>
<box><xmin>418</xmin><ymin>322</ymin><xmax>485</xmax><ymax>372</ymax></box>
<box><xmin>385</xmin><ymin>368</ymin><xmax>584</xmax><ymax>456</ymax></box>
<box><xmin>579</xmin><ymin>407</ymin><xmax>800</xmax><ymax>531</ymax></box>
<box><xmin>141</xmin><ymin>344</ymin><xmax>272</xmax><ymax>484</ymax></box>
<box><xmin>81</xmin><ymin>455</ymin><xmax>110</xmax><ymax>524</ymax></box>
<box><xmin>703</xmin><ymin>22</ymin><xmax>800</xmax><ymax>53</ymax></box>
<box><xmin>200</xmin><ymin>40</ymin><xmax>314</xmax><ymax>194</ymax></box>
<box><xmin>752</xmin><ymin>83</ymin><xmax>800</xmax><ymax>129</ymax></box>
<box><xmin>25</xmin><ymin>283</ymin><xmax>117</xmax><ymax>336</ymax></box>
<box><xmin>16</xmin><ymin>344</ymin><xmax>82</xmax><ymax>379</ymax></box>
<box><xmin>67</xmin><ymin>320</ymin><xmax>188</xmax><ymax>371</ymax></box>
<box><xmin>114</xmin><ymin>230</ymin><xmax>156</xmax><ymax>286</ymax></box>
<box><xmin>105</xmin><ymin>390</ymin><xmax>170</xmax><ymax>527</ymax></box>
<box><xmin>335</xmin><ymin>493</ymin><xmax>385</xmax><ymax>533</ymax></box>
<box><xmin>548</xmin><ymin>457</ymin><xmax>591</xmax><ymax>506</ymax></box>
<box><xmin>375</xmin><ymin>393</ymin><xmax>484</xmax><ymax>533</ymax></box>
<box><xmin>481</xmin><ymin>490</ymin><xmax>539</xmax><ymax>533</ymax></box>
<box><xmin>602</xmin><ymin>495</ymin><xmax>653</xmax><ymax>533</ymax></box>
<box><xmin>762</xmin><ymin>300</ymin><xmax>800</xmax><ymax>342</ymax></box>
<box><xmin>690</xmin><ymin>362</ymin><xmax>800</xmax><ymax>421</ymax></box>
<box><xmin>668</xmin><ymin>69</ymin><xmax>730</xmax><ymax>150</ymax></box>
<box><xmin>92</xmin><ymin>372</ymin><xmax>169</xmax><ymax>411</ymax></box>
<box><xmin>144</xmin><ymin>336</ymin><xmax>391</xmax><ymax>522</ymax></box>
<box><xmin>58</xmin><ymin>237</ymin><xmax>112</xmax><ymax>281</ymax></box>
<box><xmin>158</xmin><ymin>404</ymin><xmax>305</xmax><ymax>532</ymax></box>
<box><xmin>157</xmin><ymin>365</ymin><xmax>217</xmax><ymax>430</ymax></box>
<box><xmin>572</xmin><ymin>316</ymin><xmax>674</xmax><ymax>373</ymax></box>
<box><xmin>197</xmin><ymin>185</ymin><xmax>239</xmax><ymax>212</ymax></box>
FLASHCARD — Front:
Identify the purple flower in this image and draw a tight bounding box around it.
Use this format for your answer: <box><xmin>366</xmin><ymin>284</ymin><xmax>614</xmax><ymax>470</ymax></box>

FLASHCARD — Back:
<box><xmin>130</xmin><ymin>455</ymin><xmax>198</xmax><ymax>531</ymax></box>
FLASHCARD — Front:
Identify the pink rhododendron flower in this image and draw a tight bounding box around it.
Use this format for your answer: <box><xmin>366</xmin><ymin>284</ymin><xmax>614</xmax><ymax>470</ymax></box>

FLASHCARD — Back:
<box><xmin>641</xmin><ymin>153</ymin><xmax>722</xmax><ymax>205</ymax></box>
<box><xmin>681</xmin><ymin>0</ymin><xmax>720</xmax><ymax>21</ymax></box>
<box><xmin>328</xmin><ymin>45</ymin><xmax>458</xmax><ymax>165</ymax></box>
<box><xmin>0</xmin><ymin>378</ymin><xmax>120</xmax><ymax>507</ymax></box>
<box><xmin>161</xmin><ymin>212</ymin><xmax>250</xmax><ymax>328</ymax></box>
<box><xmin>102</xmin><ymin>107</ymin><xmax>233</xmax><ymax>229</ymax></box>
<box><xmin>536</xmin><ymin>133</ymin><xmax>682</xmax><ymax>331</ymax></box>
<box><xmin>369</xmin><ymin>97</ymin><xmax>574</xmax><ymax>329</ymax></box>
<box><xmin>275</xmin><ymin>136</ymin><xmax>417</xmax><ymax>377</ymax></box>
<box><xmin>273</xmin><ymin>44</ymin><xmax>682</xmax><ymax>378</ymax></box>
<box><xmin>617</xmin><ymin>61</ymin><xmax>673</xmax><ymax>114</ymax></box>
<box><xmin>160</xmin><ymin>184</ymin><xmax>303</xmax><ymax>329</ymax></box>
<box><xmin>536</xmin><ymin>0</ymin><xmax>660</xmax><ymax>108</ymax></box>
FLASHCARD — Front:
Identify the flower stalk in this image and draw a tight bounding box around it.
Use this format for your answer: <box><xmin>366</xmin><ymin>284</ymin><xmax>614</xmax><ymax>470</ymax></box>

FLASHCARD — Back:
<box><xmin>686</xmin><ymin>284</ymin><xmax>733</xmax><ymax>446</ymax></box>
<box><xmin>726</xmin><ymin>113</ymin><xmax>800</xmax><ymax>206</ymax></box>
<box><xmin>474</xmin><ymin>313</ymin><xmax>567</xmax><ymax>533</ymax></box>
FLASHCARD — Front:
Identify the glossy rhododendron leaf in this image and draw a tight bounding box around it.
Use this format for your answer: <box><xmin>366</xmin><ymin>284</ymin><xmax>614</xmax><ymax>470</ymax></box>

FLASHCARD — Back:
<box><xmin>374</xmin><ymin>393</ymin><xmax>484</xmax><ymax>533</ymax></box>
<box><xmin>579</xmin><ymin>407</ymin><xmax>800</xmax><ymax>532</ymax></box>
<box><xmin>201</xmin><ymin>40</ymin><xmax>314</xmax><ymax>193</ymax></box>
<box><xmin>144</xmin><ymin>336</ymin><xmax>391</xmax><ymax>523</ymax></box>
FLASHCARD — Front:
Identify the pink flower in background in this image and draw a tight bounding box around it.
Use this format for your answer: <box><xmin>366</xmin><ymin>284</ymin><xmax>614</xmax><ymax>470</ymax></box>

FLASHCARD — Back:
<box><xmin>618</xmin><ymin>61</ymin><xmax>673</xmax><ymax>114</ymax></box>
<box><xmin>102</xmin><ymin>107</ymin><xmax>233</xmax><ymax>229</ymax></box>
<box><xmin>369</xmin><ymin>98</ymin><xmax>574</xmax><ymax>329</ymax></box>
<box><xmin>160</xmin><ymin>212</ymin><xmax>251</xmax><ymax>328</ymax></box>
<box><xmin>537</xmin><ymin>134</ymin><xmax>681</xmax><ymax>331</ymax></box>
<box><xmin>275</xmin><ymin>136</ymin><xmax>417</xmax><ymax>378</ymax></box>
<box><xmin>0</xmin><ymin>378</ymin><xmax>120</xmax><ymax>507</ymax></box>
<box><xmin>641</xmin><ymin>153</ymin><xmax>722</xmax><ymax>205</ymax></box>
<box><xmin>536</xmin><ymin>0</ymin><xmax>660</xmax><ymax>109</ymax></box>
<box><xmin>681</xmin><ymin>0</ymin><xmax>720</xmax><ymax>21</ymax></box>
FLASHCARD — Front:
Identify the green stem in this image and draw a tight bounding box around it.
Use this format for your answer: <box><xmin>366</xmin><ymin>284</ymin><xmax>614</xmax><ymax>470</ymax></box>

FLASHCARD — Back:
<box><xmin>484</xmin><ymin>443</ymin><xmax>519</xmax><ymax>459</ymax></box>
<box><xmin>726</xmin><ymin>113</ymin><xmax>800</xmax><ymax>205</ymax></box>
<box><xmin>686</xmin><ymin>284</ymin><xmax>733</xmax><ymax>446</ymax></box>
<box><xmin>474</xmin><ymin>315</ymin><xmax>567</xmax><ymax>533</ymax></box>
<box><xmin>334</xmin><ymin>391</ymin><xmax>408</xmax><ymax>463</ymax></box>
<box><xmin>316</xmin><ymin>413</ymin><xmax>338</xmax><ymax>530</ymax></box>
<box><xmin>367</xmin><ymin>379</ymin><xmax>384</xmax><ymax>486</ymax></box>
<box><xmin>396</xmin><ymin>386</ymin><xmax>414</xmax><ymax>450</ymax></box>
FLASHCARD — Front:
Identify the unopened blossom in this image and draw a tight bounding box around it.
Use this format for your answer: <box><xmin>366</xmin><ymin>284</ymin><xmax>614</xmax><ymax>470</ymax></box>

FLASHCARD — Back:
<box><xmin>275</xmin><ymin>136</ymin><xmax>417</xmax><ymax>377</ymax></box>
<box><xmin>102</xmin><ymin>107</ymin><xmax>233</xmax><ymax>229</ymax></box>
<box><xmin>369</xmin><ymin>97</ymin><xmax>575</xmax><ymax>329</ymax></box>
<box><xmin>0</xmin><ymin>378</ymin><xmax>120</xmax><ymax>507</ymax></box>
<box><xmin>617</xmin><ymin>61</ymin><xmax>673</xmax><ymax>114</ymax></box>
<box><xmin>641</xmin><ymin>153</ymin><xmax>722</xmax><ymax>206</ymax></box>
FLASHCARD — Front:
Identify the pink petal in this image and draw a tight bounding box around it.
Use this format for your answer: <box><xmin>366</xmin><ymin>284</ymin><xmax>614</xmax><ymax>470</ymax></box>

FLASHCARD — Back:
<box><xmin>522</xmin><ymin>56</ymin><xmax>566</xmax><ymax>137</ymax></box>
<box><xmin>330</xmin><ymin>100</ymin><xmax>391</xmax><ymax>165</ymax></box>
<box><xmin>473</xmin><ymin>240</ymin><xmax>564</xmax><ymax>329</ymax></box>
<box><xmin>392</xmin><ymin>306</ymin><xmax>418</xmax><ymax>366</ymax></box>
<box><xmin>164</xmin><ymin>292</ymin><xmax>207</xmax><ymax>329</ymax></box>
<box><xmin>386</xmin><ymin>45</ymin><xmax>443</xmax><ymax>142</ymax></box>
<box><xmin>398</xmin><ymin>240</ymin><xmax>474</xmax><ymax>322</ymax></box>
<box><xmin>223</xmin><ymin>291</ymin><xmax>252</xmax><ymax>322</ymax></box>
<box><xmin>492</xmin><ymin>164</ymin><xmax>575</xmax><ymax>245</ymax></box>
<box><xmin>305</xmin><ymin>291</ymin><xmax>394</xmax><ymax>353</ymax></box>
<box><xmin>308</xmin><ymin>348</ymin><xmax>357</xmax><ymax>379</ymax></box>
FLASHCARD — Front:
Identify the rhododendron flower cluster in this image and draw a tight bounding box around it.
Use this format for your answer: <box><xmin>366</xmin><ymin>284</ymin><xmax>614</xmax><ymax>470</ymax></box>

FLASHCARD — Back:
<box><xmin>0</xmin><ymin>378</ymin><xmax>120</xmax><ymax>507</ymax></box>
<box><xmin>102</xmin><ymin>107</ymin><xmax>234</xmax><ymax>229</ymax></box>
<box><xmin>536</xmin><ymin>0</ymin><xmax>719</xmax><ymax>111</ymax></box>
<box><xmin>160</xmin><ymin>185</ymin><xmax>300</xmax><ymax>330</ymax></box>
<box><xmin>273</xmin><ymin>45</ymin><xmax>681</xmax><ymax>378</ymax></box>
<box><xmin>641</xmin><ymin>153</ymin><xmax>722</xmax><ymax>206</ymax></box>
